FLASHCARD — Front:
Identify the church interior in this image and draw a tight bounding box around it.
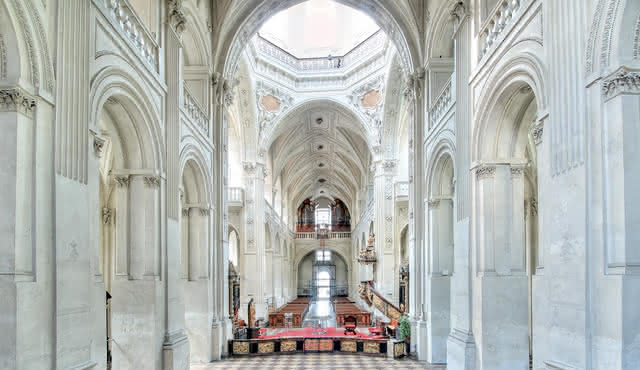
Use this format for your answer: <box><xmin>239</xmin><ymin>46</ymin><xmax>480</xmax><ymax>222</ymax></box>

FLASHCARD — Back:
<box><xmin>1</xmin><ymin>0</ymin><xmax>639</xmax><ymax>369</ymax></box>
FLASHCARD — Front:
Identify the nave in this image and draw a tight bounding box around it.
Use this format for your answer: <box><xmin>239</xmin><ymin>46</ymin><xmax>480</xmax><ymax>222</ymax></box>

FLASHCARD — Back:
<box><xmin>2</xmin><ymin>0</ymin><xmax>639</xmax><ymax>369</ymax></box>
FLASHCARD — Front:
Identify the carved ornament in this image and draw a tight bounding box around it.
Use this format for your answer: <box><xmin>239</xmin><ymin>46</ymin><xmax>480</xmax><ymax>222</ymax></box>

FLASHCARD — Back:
<box><xmin>0</xmin><ymin>88</ymin><xmax>37</xmax><ymax>117</ymax></box>
<box><xmin>602</xmin><ymin>68</ymin><xmax>640</xmax><ymax>99</ymax></box>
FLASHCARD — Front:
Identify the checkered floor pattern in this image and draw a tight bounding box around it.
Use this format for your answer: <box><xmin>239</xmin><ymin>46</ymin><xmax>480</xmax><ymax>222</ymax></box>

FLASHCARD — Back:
<box><xmin>191</xmin><ymin>353</ymin><xmax>446</xmax><ymax>369</ymax></box>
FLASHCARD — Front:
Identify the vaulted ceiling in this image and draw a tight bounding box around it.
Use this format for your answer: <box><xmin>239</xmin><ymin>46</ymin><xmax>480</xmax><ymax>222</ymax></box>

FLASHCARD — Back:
<box><xmin>268</xmin><ymin>100</ymin><xmax>371</xmax><ymax>213</ymax></box>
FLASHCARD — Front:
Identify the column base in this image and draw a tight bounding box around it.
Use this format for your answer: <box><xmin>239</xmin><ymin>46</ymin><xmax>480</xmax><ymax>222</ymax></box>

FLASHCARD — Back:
<box><xmin>413</xmin><ymin>319</ymin><xmax>428</xmax><ymax>361</ymax></box>
<box><xmin>447</xmin><ymin>328</ymin><xmax>476</xmax><ymax>370</ymax></box>
<box><xmin>163</xmin><ymin>330</ymin><xmax>190</xmax><ymax>370</ymax></box>
<box><xmin>211</xmin><ymin>320</ymin><xmax>224</xmax><ymax>361</ymax></box>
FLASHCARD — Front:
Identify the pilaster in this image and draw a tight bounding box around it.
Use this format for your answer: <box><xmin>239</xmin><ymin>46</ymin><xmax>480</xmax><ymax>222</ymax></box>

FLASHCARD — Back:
<box><xmin>447</xmin><ymin>2</ymin><xmax>476</xmax><ymax>367</ymax></box>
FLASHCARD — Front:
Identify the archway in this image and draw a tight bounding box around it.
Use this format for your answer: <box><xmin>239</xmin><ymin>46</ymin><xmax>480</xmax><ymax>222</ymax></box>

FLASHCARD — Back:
<box><xmin>180</xmin><ymin>158</ymin><xmax>211</xmax><ymax>363</ymax></box>
<box><xmin>425</xmin><ymin>149</ymin><xmax>455</xmax><ymax>364</ymax></box>
<box><xmin>473</xmin><ymin>78</ymin><xmax>540</xmax><ymax>369</ymax></box>
<box><xmin>296</xmin><ymin>248</ymin><xmax>350</xmax><ymax>299</ymax></box>
<box><xmin>96</xmin><ymin>94</ymin><xmax>162</xmax><ymax>369</ymax></box>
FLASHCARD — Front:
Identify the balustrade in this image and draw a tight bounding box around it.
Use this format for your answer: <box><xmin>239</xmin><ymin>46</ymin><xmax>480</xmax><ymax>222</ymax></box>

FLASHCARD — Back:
<box><xmin>103</xmin><ymin>0</ymin><xmax>159</xmax><ymax>71</ymax></box>
<box><xmin>479</xmin><ymin>0</ymin><xmax>524</xmax><ymax>59</ymax></box>
<box><xmin>429</xmin><ymin>77</ymin><xmax>454</xmax><ymax>130</ymax></box>
<box><xmin>227</xmin><ymin>187</ymin><xmax>244</xmax><ymax>206</ymax></box>
<box><xmin>183</xmin><ymin>85</ymin><xmax>209</xmax><ymax>136</ymax></box>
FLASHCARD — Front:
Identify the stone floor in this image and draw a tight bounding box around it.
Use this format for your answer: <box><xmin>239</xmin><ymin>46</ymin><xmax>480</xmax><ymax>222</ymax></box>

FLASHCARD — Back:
<box><xmin>191</xmin><ymin>353</ymin><xmax>446</xmax><ymax>369</ymax></box>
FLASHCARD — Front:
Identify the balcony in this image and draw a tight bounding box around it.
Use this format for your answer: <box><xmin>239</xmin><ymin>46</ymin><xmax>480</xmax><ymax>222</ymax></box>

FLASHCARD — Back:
<box><xmin>101</xmin><ymin>0</ymin><xmax>159</xmax><ymax>72</ymax></box>
<box><xmin>227</xmin><ymin>187</ymin><xmax>244</xmax><ymax>208</ymax></box>
<box><xmin>295</xmin><ymin>231</ymin><xmax>351</xmax><ymax>239</ymax></box>
<box><xmin>183</xmin><ymin>85</ymin><xmax>209</xmax><ymax>136</ymax></box>
<box><xmin>428</xmin><ymin>76</ymin><xmax>454</xmax><ymax>131</ymax></box>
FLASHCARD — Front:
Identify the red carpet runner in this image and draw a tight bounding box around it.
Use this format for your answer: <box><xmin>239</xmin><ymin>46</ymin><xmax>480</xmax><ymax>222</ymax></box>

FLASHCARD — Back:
<box><xmin>258</xmin><ymin>327</ymin><xmax>386</xmax><ymax>340</ymax></box>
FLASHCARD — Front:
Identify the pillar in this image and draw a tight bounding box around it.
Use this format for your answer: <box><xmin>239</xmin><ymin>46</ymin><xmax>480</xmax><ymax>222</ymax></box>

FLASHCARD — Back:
<box><xmin>240</xmin><ymin>162</ymin><xmax>267</xmax><ymax>320</ymax></box>
<box><xmin>447</xmin><ymin>2</ymin><xmax>476</xmax><ymax>368</ymax></box>
<box><xmin>373</xmin><ymin>159</ymin><xmax>397</xmax><ymax>300</ymax></box>
<box><xmin>473</xmin><ymin>164</ymin><xmax>528</xmax><ymax>370</ymax></box>
<box><xmin>163</xmin><ymin>4</ymin><xmax>190</xmax><ymax>367</ymax></box>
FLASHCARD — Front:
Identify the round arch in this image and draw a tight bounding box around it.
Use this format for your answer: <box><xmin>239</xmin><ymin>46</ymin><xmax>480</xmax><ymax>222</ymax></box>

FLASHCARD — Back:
<box><xmin>471</xmin><ymin>53</ymin><xmax>547</xmax><ymax>162</ymax></box>
<box><xmin>90</xmin><ymin>68</ymin><xmax>165</xmax><ymax>172</ymax></box>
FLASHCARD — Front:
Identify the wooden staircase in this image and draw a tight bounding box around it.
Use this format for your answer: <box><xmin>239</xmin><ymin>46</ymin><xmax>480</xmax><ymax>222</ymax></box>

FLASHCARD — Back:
<box><xmin>358</xmin><ymin>280</ymin><xmax>404</xmax><ymax>322</ymax></box>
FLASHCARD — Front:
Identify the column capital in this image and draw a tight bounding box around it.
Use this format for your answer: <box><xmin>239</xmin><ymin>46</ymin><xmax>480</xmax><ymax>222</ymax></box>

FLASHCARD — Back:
<box><xmin>449</xmin><ymin>0</ymin><xmax>469</xmax><ymax>34</ymax></box>
<box><xmin>112</xmin><ymin>175</ymin><xmax>130</xmax><ymax>188</ymax></box>
<box><xmin>0</xmin><ymin>87</ymin><xmax>37</xmax><ymax>118</ymax></box>
<box><xmin>475</xmin><ymin>165</ymin><xmax>496</xmax><ymax>180</ymax></box>
<box><xmin>403</xmin><ymin>68</ymin><xmax>425</xmax><ymax>101</ymax></box>
<box><xmin>168</xmin><ymin>0</ymin><xmax>187</xmax><ymax>35</ymax></box>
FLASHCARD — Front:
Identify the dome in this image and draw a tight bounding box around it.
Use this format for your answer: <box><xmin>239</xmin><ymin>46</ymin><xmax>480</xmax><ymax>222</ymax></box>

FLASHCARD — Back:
<box><xmin>258</xmin><ymin>0</ymin><xmax>380</xmax><ymax>59</ymax></box>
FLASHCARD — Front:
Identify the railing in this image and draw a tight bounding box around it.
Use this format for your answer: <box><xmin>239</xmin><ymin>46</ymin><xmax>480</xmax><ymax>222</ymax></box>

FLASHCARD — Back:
<box><xmin>295</xmin><ymin>232</ymin><xmax>351</xmax><ymax>239</ymax></box>
<box><xmin>359</xmin><ymin>281</ymin><xmax>405</xmax><ymax>321</ymax></box>
<box><xmin>479</xmin><ymin>0</ymin><xmax>524</xmax><ymax>60</ymax></box>
<box><xmin>255</xmin><ymin>30</ymin><xmax>387</xmax><ymax>73</ymax></box>
<box><xmin>429</xmin><ymin>76</ymin><xmax>453</xmax><ymax>129</ymax></box>
<box><xmin>296</xmin><ymin>232</ymin><xmax>316</xmax><ymax>239</ymax></box>
<box><xmin>394</xmin><ymin>181</ymin><xmax>409</xmax><ymax>199</ymax></box>
<box><xmin>103</xmin><ymin>0</ymin><xmax>159</xmax><ymax>71</ymax></box>
<box><xmin>183</xmin><ymin>85</ymin><xmax>209</xmax><ymax>136</ymax></box>
<box><xmin>227</xmin><ymin>187</ymin><xmax>244</xmax><ymax>206</ymax></box>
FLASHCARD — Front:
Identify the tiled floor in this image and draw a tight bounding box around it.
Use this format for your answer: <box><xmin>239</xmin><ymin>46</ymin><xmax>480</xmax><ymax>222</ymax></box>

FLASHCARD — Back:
<box><xmin>191</xmin><ymin>353</ymin><xmax>447</xmax><ymax>369</ymax></box>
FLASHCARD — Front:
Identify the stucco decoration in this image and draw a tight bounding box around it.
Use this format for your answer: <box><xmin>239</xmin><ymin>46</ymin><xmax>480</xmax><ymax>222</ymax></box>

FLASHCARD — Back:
<box><xmin>348</xmin><ymin>75</ymin><xmax>385</xmax><ymax>145</ymax></box>
<box><xmin>256</xmin><ymin>81</ymin><xmax>294</xmax><ymax>145</ymax></box>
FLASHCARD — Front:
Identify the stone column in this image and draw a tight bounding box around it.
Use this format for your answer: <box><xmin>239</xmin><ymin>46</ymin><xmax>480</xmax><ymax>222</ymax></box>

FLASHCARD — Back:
<box><xmin>373</xmin><ymin>159</ymin><xmax>396</xmax><ymax>300</ymax></box>
<box><xmin>473</xmin><ymin>164</ymin><xmax>528</xmax><ymax>370</ymax></box>
<box><xmin>404</xmin><ymin>68</ymin><xmax>426</xmax><ymax>357</ymax></box>
<box><xmin>163</xmin><ymin>4</ymin><xmax>190</xmax><ymax>367</ymax></box>
<box><xmin>447</xmin><ymin>2</ymin><xmax>476</xmax><ymax>368</ymax></box>
<box><xmin>0</xmin><ymin>87</ymin><xmax>42</xmax><ymax>368</ymax></box>
<box><xmin>426</xmin><ymin>198</ymin><xmax>452</xmax><ymax>364</ymax></box>
<box><xmin>241</xmin><ymin>162</ymin><xmax>267</xmax><ymax>320</ymax></box>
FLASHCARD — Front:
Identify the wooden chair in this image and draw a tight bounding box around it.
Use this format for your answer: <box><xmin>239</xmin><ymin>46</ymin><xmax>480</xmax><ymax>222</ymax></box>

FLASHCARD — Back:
<box><xmin>343</xmin><ymin>315</ymin><xmax>357</xmax><ymax>335</ymax></box>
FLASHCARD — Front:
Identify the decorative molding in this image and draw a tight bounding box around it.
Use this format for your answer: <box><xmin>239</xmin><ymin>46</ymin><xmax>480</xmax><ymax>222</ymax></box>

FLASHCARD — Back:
<box><xmin>428</xmin><ymin>199</ymin><xmax>440</xmax><ymax>209</ymax></box>
<box><xmin>475</xmin><ymin>165</ymin><xmax>496</xmax><ymax>180</ymax></box>
<box><xmin>182</xmin><ymin>208</ymin><xmax>189</xmax><ymax>217</ymax></box>
<box><xmin>143</xmin><ymin>176</ymin><xmax>161</xmax><ymax>188</ymax></box>
<box><xmin>113</xmin><ymin>175</ymin><xmax>130</xmax><ymax>188</ymax></box>
<box><xmin>93</xmin><ymin>134</ymin><xmax>106</xmax><ymax>158</ymax></box>
<box><xmin>531</xmin><ymin>123</ymin><xmax>544</xmax><ymax>145</ymax></box>
<box><xmin>403</xmin><ymin>68</ymin><xmax>425</xmax><ymax>101</ymax></box>
<box><xmin>348</xmin><ymin>75</ymin><xmax>385</xmax><ymax>144</ymax></box>
<box><xmin>256</xmin><ymin>81</ymin><xmax>294</xmax><ymax>143</ymax></box>
<box><xmin>199</xmin><ymin>208</ymin><xmax>210</xmax><ymax>216</ymax></box>
<box><xmin>168</xmin><ymin>0</ymin><xmax>187</xmax><ymax>35</ymax></box>
<box><xmin>102</xmin><ymin>207</ymin><xmax>114</xmax><ymax>225</ymax></box>
<box><xmin>602</xmin><ymin>68</ymin><xmax>640</xmax><ymax>99</ymax></box>
<box><xmin>510</xmin><ymin>167</ymin><xmax>523</xmax><ymax>177</ymax></box>
<box><xmin>0</xmin><ymin>88</ymin><xmax>37</xmax><ymax>117</ymax></box>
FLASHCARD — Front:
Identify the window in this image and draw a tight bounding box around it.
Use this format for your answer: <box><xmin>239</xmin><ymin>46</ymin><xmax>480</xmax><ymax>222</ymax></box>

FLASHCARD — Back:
<box><xmin>316</xmin><ymin>250</ymin><xmax>331</xmax><ymax>262</ymax></box>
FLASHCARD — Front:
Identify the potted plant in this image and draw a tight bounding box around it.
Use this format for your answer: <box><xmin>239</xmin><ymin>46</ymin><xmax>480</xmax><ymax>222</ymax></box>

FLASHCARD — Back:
<box><xmin>398</xmin><ymin>316</ymin><xmax>411</xmax><ymax>354</ymax></box>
